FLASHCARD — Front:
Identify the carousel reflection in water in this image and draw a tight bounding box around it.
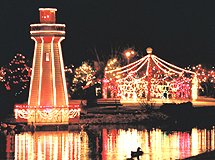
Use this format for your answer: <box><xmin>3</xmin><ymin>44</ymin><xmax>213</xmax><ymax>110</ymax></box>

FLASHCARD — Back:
<box><xmin>1</xmin><ymin>127</ymin><xmax>215</xmax><ymax>159</ymax></box>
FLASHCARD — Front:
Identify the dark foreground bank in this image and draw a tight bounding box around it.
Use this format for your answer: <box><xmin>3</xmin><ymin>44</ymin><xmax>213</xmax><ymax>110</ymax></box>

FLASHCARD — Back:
<box><xmin>183</xmin><ymin>150</ymin><xmax>215</xmax><ymax>159</ymax></box>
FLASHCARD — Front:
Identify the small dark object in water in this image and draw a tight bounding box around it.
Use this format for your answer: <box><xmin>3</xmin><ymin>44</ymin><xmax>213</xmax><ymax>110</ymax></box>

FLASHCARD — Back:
<box><xmin>83</xmin><ymin>124</ymin><xmax>89</xmax><ymax>130</ymax></box>
<box><xmin>131</xmin><ymin>147</ymin><xmax>143</xmax><ymax>158</ymax></box>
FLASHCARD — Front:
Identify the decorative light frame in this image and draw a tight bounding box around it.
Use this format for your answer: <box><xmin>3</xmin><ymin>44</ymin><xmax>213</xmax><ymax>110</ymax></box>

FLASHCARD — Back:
<box><xmin>14</xmin><ymin>104</ymin><xmax>81</xmax><ymax>124</ymax></box>
<box><xmin>104</xmin><ymin>53</ymin><xmax>198</xmax><ymax>101</ymax></box>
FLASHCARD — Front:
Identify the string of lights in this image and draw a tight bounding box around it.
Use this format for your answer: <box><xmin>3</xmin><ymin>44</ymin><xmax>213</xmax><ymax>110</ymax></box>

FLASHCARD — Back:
<box><xmin>14</xmin><ymin>107</ymin><xmax>81</xmax><ymax>121</ymax></box>
<box><xmin>0</xmin><ymin>52</ymin><xmax>214</xmax><ymax>101</ymax></box>
<box><xmin>1</xmin><ymin>53</ymin><xmax>31</xmax><ymax>96</ymax></box>
<box><xmin>71</xmin><ymin>62</ymin><xmax>97</xmax><ymax>98</ymax></box>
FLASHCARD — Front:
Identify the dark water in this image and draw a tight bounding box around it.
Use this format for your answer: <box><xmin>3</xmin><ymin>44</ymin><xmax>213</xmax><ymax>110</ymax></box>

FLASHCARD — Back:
<box><xmin>0</xmin><ymin>125</ymin><xmax>215</xmax><ymax>160</ymax></box>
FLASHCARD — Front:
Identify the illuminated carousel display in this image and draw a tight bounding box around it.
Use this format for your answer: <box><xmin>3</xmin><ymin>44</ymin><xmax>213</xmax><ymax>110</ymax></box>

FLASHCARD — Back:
<box><xmin>103</xmin><ymin>47</ymin><xmax>198</xmax><ymax>103</ymax></box>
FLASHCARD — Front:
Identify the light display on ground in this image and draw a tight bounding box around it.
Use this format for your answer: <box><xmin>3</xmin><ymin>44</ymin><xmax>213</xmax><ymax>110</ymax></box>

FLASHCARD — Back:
<box><xmin>14</xmin><ymin>104</ymin><xmax>80</xmax><ymax>124</ymax></box>
<box><xmin>103</xmin><ymin>47</ymin><xmax>198</xmax><ymax>101</ymax></box>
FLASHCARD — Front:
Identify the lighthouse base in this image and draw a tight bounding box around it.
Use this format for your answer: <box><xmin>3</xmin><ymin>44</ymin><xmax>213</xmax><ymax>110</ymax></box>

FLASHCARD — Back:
<box><xmin>14</xmin><ymin>104</ymin><xmax>81</xmax><ymax>125</ymax></box>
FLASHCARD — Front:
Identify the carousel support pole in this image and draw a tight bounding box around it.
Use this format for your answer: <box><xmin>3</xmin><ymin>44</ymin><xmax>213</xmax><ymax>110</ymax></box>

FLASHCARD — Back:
<box><xmin>146</xmin><ymin>47</ymin><xmax>153</xmax><ymax>101</ymax></box>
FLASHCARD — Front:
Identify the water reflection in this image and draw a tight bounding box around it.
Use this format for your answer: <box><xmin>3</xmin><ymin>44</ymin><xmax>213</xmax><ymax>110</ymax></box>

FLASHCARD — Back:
<box><xmin>15</xmin><ymin>131</ymin><xmax>89</xmax><ymax>160</ymax></box>
<box><xmin>0</xmin><ymin>126</ymin><xmax>215</xmax><ymax>160</ymax></box>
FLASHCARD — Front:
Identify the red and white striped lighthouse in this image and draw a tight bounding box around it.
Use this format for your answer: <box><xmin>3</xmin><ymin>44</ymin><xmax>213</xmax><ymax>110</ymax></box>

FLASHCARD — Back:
<box><xmin>14</xmin><ymin>8</ymin><xmax>80</xmax><ymax>125</ymax></box>
<box><xmin>28</xmin><ymin>8</ymin><xmax>68</xmax><ymax>107</ymax></box>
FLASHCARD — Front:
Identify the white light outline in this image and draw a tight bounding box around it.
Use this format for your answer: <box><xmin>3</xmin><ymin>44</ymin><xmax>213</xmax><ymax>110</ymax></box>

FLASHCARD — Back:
<box><xmin>154</xmin><ymin>55</ymin><xmax>196</xmax><ymax>75</ymax></box>
<box><xmin>191</xmin><ymin>75</ymin><xmax>198</xmax><ymax>100</ymax></box>
<box><xmin>146</xmin><ymin>55</ymin><xmax>150</xmax><ymax>76</ymax></box>
<box><xmin>58</xmin><ymin>37</ymin><xmax>69</xmax><ymax>106</ymax></box>
<box><xmin>151</xmin><ymin>56</ymin><xmax>168</xmax><ymax>73</ymax></box>
<box><xmin>51</xmin><ymin>37</ymin><xmax>56</xmax><ymax>106</ymax></box>
<box><xmin>152</xmin><ymin>56</ymin><xmax>182</xmax><ymax>75</ymax></box>
<box><xmin>15</xmin><ymin>135</ymin><xmax>18</xmax><ymax>160</ymax></box>
<box><xmin>152</xmin><ymin>56</ymin><xmax>177</xmax><ymax>75</ymax></box>
<box><xmin>30</xmin><ymin>24</ymin><xmax>65</xmax><ymax>27</ymax></box>
<box><xmin>116</xmin><ymin>56</ymin><xmax>148</xmax><ymax>74</ymax></box>
<box><xmin>105</xmin><ymin>55</ymin><xmax>149</xmax><ymax>73</ymax></box>
<box><xmin>38</xmin><ymin>37</ymin><xmax>44</xmax><ymax>105</ymax></box>
<box><xmin>130</xmin><ymin>57</ymin><xmax>148</xmax><ymax>74</ymax></box>
<box><xmin>28</xmin><ymin>37</ymin><xmax>38</xmax><ymax>105</ymax></box>
<box><xmin>14</xmin><ymin>108</ymin><xmax>81</xmax><ymax>120</ymax></box>
<box><xmin>30</xmin><ymin>31</ymin><xmax>65</xmax><ymax>34</ymax></box>
<box><xmin>114</xmin><ymin>59</ymin><xmax>142</xmax><ymax>74</ymax></box>
<box><xmin>39</xmin><ymin>8</ymin><xmax>57</xmax><ymax>11</ymax></box>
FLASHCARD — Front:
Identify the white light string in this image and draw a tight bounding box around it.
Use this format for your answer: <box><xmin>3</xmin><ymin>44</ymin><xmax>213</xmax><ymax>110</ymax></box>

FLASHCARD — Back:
<box><xmin>105</xmin><ymin>55</ymin><xmax>149</xmax><ymax>74</ymax></box>
<box><xmin>154</xmin><ymin>55</ymin><xmax>196</xmax><ymax>75</ymax></box>
<box><xmin>152</xmin><ymin>56</ymin><xmax>182</xmax><ymax>75</ymax></box>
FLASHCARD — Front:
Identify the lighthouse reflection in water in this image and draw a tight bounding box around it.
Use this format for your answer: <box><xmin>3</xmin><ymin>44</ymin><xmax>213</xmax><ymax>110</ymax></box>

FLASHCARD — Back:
<box><xmin>2</xmin><ymin>127</ymin><xmax>215</xmax><ymax>160</ymax></box>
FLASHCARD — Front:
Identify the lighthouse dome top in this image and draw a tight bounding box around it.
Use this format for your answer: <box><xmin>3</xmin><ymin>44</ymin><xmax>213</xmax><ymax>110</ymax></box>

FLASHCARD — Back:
<box><xmin>30</xmin><ymin>8</ymin><xmax>65</xmax><ymax>37</ymax></box>
<box><xmin>39</xmin><ymin>8</ymin><xmax>57</xmax><ymax>23</ymax></box>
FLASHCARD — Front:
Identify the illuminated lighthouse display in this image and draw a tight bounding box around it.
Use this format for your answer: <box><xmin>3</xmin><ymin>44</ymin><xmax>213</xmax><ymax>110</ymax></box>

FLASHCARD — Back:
<box><xmin>14</xmin><ymin>8</ymin><xmax>80</xmax><ymax>125</ymax></box>
<box><xmin>30</xmin><ymin>8</ymin><xmax>68</xmax><ymax>109</ymax></box>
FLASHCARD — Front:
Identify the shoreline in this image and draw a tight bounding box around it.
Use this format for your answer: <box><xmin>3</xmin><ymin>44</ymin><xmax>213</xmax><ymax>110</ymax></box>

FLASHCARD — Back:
<box><xmin>2</xmin><ymin>102</ymin><xmax>215</xmax><ymax>133</ymax></box>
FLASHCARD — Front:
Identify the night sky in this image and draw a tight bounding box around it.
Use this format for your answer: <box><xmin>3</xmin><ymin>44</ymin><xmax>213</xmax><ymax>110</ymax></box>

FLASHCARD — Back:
<box><xmin>0</xmin><ymin>1</ymin><xmax>214</xmax><ymax>67</ymax></box>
